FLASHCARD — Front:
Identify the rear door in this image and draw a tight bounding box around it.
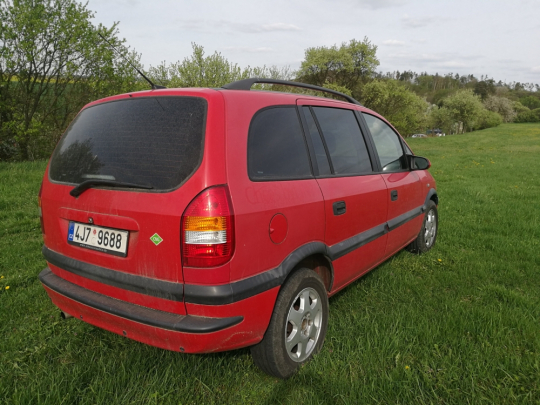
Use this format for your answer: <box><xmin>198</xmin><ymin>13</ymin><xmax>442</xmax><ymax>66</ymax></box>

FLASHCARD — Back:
<box><xmin>361</xmin><ymin>113</ymin><xmax>424</xmax><ymax>256</ymax></box>
<box><xmin>297</xmin><ymin>100</ymin><xmax>388</xmax><ymax>291</ymax></box>
<box><xmin>41</xmin><ymin>92</ymin><xmax>225</xmax><ymax>314</ymax></box>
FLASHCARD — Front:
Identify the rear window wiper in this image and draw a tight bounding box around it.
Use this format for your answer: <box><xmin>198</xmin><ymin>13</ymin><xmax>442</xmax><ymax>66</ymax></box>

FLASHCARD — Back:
<box><xmin>70</xmin><ymin>179</ymin><xmax>154</xmax><ymax>197</ymax></box>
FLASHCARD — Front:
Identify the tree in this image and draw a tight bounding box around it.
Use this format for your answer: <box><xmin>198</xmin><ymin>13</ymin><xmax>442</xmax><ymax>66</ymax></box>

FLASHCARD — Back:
<box><xmin>474</xmin><ymin>109</ymin><xmax>502</xmax><ymax>130</ymax></box>
<box><xmin>148</xmin><ymin>43</ymin><xmax>293</xmax><ymax>89</ymax></box>
<box><xmin>483</xmin><ymin>96</ymin><xmax>516</xmax><ymax>122</ymax></box>
<box><xmin>519</xmin><ymin>96</ymin><xmax>540</xmax><ymax>110</ymax></box>
<box><xmin>362</xmin><ymin>79</ymin><xmax>428</xmax><ymax>136</ymax></box>
<box><xmin>443</xmin><ymin>89</ymin><xmax>484</xmax><ymax>133</ymax></box>
<box><xmin>296</xmin><ymin>38</ymin><xmax>379</xmax><ymax>97</ymax></box>
<box><xmin>473</xmin><ymin>80</ymin><xmax>495</xmax><ymax>100</ymax></box>
<box><xmin>0</xmin><ymin>0</ymin><xmax>140</xmax><ymax>160</ymax></box>
<box><xmin>428</xmin><ymin>106</ymin><xmax>453</xmax><ymax>134</ymax></box>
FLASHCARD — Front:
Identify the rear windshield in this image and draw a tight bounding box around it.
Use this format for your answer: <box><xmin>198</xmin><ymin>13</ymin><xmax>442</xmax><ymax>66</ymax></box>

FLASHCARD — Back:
<box><xmin>49</xmin><ymin>96</ymin><xmax>207</xmax><ymax>191</ymax></box>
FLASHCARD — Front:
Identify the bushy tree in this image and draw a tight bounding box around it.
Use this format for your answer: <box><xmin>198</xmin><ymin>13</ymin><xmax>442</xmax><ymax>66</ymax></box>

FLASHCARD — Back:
<box><xmin>148</xmin><ymin>43</ymin><xmax>292</xmax><ymax>89</ymax></box>
<box><xmin>483</xmin><ymin>95</ymin><xmax>516</xmax><ymax>122</ymax></box>
<box><xmin>514</xmin><ymin>108</ymin><xmax>540</xmax><ymax>123</ymax></box>
<box><xmin>0</xmin><ymin>0</ymin><xmax>140</xmax><ymax>160</ymax></box>
<box><xmin>519</xmin><ymin>96</ymin><xmax>540</xmax><ymax>110</ymax></box>
<box><xmin>362</xmin><ymin>80</ymin><xmax>428</xmax><ymax>136</ymax></box>
<box><xmin>296</xmin><ymin>38</ymin><xmax>379</xmax><ymax>97</ymax></box>
<box><xmin>443</xmin><ymin>89</ymin><xmax>484</xmax><ymax>132</ymax></box>
<box><xmin>474</xmin><ymin>109</ymin><xmax>503</xmax><ymax>130</ymax></box>
<box><xmin>428</xmin><ymin>106</ymin><xmax>453</xmax><ymax>134</ymax></box>
<box><xmin>513</xmin><ymin>101</ymin><xmax>530</xmax><ymax>115</ymax></box>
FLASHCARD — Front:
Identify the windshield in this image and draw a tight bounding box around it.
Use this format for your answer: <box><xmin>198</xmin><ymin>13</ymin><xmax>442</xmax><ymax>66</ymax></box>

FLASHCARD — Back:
<box><xmin>49</xmin><ymin>96</ymin><xmax>207</xmax><ymax>191</ymax></box>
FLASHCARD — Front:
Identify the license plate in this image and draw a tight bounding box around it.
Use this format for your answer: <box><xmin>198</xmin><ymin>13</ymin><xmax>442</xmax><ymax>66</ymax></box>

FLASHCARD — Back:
<box><xmin>68</xmin><ymin>221</ymin><xmax>129</xmax><ymax>257</ymax></box>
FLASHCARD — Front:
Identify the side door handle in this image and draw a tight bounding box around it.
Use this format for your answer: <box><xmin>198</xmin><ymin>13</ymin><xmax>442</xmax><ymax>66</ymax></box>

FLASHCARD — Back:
<box><xmin>390</xmin><ymin>190</ymin><xmax>398</xmax><ymax>201</ymax></box>
<box><xmin>333</xmin><ymin>201</ymin><xmax>346</xmax><ymax>216</ymax></box>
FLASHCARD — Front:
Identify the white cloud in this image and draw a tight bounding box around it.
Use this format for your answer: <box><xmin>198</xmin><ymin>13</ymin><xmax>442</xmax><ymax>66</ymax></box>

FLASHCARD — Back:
<box><xmin>223</xmin><ymin>46</ymin><xmax>274</xmax><ymax>53</ymax></box>
<box><xmin>259</xmin><ymin>23</ymin><xmax>301</xmax><ymax>32</ymax></box>
<box><xmin>176</xmin><ymin>20</ymin><xmax>301</xmax><ymax>33</ymax></box>
<box><xmin>532</xmin><ymin>66</ymin><xmax>540</xmax><ymax>72</ymax></box>
<box><xmin>382</xmin><ymin>39</ymin><xmax>405</xmax><ymax>46</ymax></box>
<box><xmin>401</xmin><ymin>14</ymin><xmax>434</xmax><ymax>28</ymax></box>
<box><xmin>356</xmin><ymin>0</ymin><xmax>407</xmax><ymax>9</ymax></box>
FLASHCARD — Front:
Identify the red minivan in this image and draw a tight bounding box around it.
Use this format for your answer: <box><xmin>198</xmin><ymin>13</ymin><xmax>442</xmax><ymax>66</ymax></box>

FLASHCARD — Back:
<box><xmin>38</xmin><ymin>78</ymin><xmax>438</xmax><ymax>378</ymax></box>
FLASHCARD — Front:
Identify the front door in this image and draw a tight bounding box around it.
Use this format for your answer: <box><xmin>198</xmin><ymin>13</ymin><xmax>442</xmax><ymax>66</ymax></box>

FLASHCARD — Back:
<box><xmin>361</xmin><ymin>113</ymin><xmax>424</xmax><ymax>256</ymax></box>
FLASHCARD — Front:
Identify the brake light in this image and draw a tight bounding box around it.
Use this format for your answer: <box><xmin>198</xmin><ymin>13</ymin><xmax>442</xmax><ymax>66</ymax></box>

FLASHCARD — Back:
<box><xmin>38</xmin><ymin>181</ymin><xmax>45</xmax><ymax>236</ymax></box>
<box><xmin>181</xmin><ymin>186</ymin><xmax>235</xmax><ymax>267</ymax></box>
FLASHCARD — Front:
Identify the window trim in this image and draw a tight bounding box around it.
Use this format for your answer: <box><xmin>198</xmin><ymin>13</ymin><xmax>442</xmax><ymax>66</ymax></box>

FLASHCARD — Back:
<box><xmin>298</xmin><ymin>106</ymin><xmax>334</xmax><ymax>176</ymax></box>
<box><xmin>247</xmin><ymin>105</ymin><xmax>315</xmax><ymax>182</ymax></box>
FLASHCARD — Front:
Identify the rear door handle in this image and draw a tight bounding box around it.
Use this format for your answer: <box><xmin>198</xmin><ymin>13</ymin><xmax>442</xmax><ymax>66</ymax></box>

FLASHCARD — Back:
<box><xmin>333</xmin><ymin>201</ymin><xmax>346</xmax><ymax>216</ymax></box>
<box><xmin>390</xmin><ymin>190</ymin><xmax>398</xmax><ymax>201</ymax></box>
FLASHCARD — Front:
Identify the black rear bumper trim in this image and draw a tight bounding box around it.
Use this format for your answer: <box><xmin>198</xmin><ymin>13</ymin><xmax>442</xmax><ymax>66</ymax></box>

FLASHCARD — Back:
<box><xmin>39</xmin><ymin>268</ymin><xmax>243</xmax><ymax>333</ymax></box>
<box><xmin>43</xmin><ymin>246</ymin><xmax>183</xmax><ymax>301</ymax></box>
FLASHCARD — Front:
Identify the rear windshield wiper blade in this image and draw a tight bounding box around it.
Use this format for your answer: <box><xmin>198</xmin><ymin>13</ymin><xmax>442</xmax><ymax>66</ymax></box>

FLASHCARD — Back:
<box><xmin>70</xmin><ymin>179</ymin><xmax>154</xmax><ymax>197</ymax></box>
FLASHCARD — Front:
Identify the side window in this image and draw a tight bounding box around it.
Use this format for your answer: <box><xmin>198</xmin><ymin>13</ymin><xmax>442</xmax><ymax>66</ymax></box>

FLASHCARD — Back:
<box><xmin>248</xmin><ymin>106</ymin><xmax>312</xmax><ymax>180</ymax></box>
<box><xmin>362</xmin><ymin>113</ymin><xmax>407</xmax><ymax>172</ymax></box>
<box><xmin>302</xmin><ymin>107</ymin><xmax>331</xmax><ymax>176</ymax></box>
<box><xmin>312</xmin><ymin>107</ymin><xmax>372</xmax><ymax>176</ymax></box>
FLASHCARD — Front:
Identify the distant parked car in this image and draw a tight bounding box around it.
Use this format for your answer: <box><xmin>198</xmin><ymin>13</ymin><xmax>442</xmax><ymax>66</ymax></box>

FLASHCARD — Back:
<box><xmin>411</xmin><ymin>134</ymin><xmax>427</xmax><ymax>138</ymax></box>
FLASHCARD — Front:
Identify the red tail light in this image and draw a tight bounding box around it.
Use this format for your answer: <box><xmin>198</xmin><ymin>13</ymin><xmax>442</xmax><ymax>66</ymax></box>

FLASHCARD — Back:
<box><xmin>38</xmin><ymin>181</ymin><xmax>45</xmax><ymax>236</ymax></box>
<box><xmin>181</xmin><ymin>186</ymin><xmax>235</xmax><ymax>267</ymax></box>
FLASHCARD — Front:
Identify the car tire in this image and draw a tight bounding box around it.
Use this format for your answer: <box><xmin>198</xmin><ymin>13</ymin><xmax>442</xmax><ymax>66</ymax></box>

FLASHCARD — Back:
<box><xmin>407</xmin><ymin>200</ymin><xmax>438</xmax><ymax>254</ymax></box>
<box><xmin>250</xmin><ymin>268</ymin><xmax>329</xmax><ymax>379</ymax></box>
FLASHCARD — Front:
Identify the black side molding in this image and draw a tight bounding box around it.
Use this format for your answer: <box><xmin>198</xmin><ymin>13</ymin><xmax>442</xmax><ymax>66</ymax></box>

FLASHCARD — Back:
<box><xmin>39</xmin><ymin>268</ymin><xmax>242</xmax><ymax>333</ymax></box>
<box><xmin>184</xmin><ymin>242</ymin><xmax>329</xmax><ymax>305</ymax></box>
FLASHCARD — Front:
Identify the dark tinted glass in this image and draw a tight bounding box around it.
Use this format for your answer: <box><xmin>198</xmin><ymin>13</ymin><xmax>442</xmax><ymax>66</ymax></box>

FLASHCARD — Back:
<box><xmin>362</xmin><ymin>113</ymin><xmax>406</xmax><ymax>172</ymax></box>
<box><xmin>302</xmin><ymin>107</ymin><xmax>331</xmax><ymax>176</ymax></box>
<box><xmin>248</xmin><ymin>107</ymin><xmax>312</xmax><ymax>180</ymax></box>
<box><xmin>312</xmin><ymin>107</ymin><xmax>372</xmax><ymax>175</ymax></box>
<box><xmin>49</xmin><ymin>97</ymin><xmax>206</xmax><ymax>190</ymax></box>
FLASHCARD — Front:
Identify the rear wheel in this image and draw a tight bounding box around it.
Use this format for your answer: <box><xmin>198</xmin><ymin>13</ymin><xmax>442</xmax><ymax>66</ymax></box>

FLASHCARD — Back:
<box><xmin>407</xmin><ymin>200</ymin><xmax>438</xmax><ymax>253</ymax></box>
<box><xmin>250</xmin><ymin>268</ymin><xmax>329</xmax><ymax>379</ymax></box>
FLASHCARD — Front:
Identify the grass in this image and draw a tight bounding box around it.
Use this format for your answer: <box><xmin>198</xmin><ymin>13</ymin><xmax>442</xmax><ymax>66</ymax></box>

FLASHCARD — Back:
<box><xmin>1</xmin><ymin>123</ymin><xmax>540</xmax><ymax>404</ymax></box>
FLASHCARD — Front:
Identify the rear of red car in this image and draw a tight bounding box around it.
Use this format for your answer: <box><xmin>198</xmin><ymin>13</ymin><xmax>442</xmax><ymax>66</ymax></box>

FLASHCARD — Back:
<box><xmin>38</xmin><ymin>88</ymin><xmax>270</xmax><ymax>353</ymax></box>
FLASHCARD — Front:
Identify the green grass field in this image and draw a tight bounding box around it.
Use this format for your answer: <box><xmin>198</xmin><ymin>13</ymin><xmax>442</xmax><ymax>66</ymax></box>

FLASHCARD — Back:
<box><xmin>1</xmin><ymin>123</ymin><xmax>540</xmax><ymax>404</ymax></box>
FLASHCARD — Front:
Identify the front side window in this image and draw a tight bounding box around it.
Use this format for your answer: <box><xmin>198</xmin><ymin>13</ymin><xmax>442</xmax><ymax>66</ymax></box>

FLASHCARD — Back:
<box><xmin>312</xmin><ymin>107</ymin><xmax>372</xmax><ymax>176</ymax></box>
<box><xmin>248</xmin><ymin>107</ymin><xmax>312</xmax><ymax>180</ymax></box>
<box><xmin>362</xmin><ymin>113</ymin><xmax>407</xmax><ymax>172</ymax></box>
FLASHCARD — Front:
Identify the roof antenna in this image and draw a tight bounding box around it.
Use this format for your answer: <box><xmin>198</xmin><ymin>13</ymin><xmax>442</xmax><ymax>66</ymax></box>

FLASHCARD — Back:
<box><xmin>98</xmin><ymin>33</ymin><xmax>166</xmax><ymax>90</ymax></box>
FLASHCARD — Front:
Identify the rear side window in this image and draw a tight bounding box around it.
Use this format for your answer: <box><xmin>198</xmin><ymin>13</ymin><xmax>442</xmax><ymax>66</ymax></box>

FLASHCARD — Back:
<box><xmin>49</xmin><ymin>97</ymin><xmax>207</xmax><ymax>190</ymax></box>
<box><xmin>312</xmin><ymin>107</ymin><xmax>372</xmax><ymax>176</ymax></box>
<box><xmin>248</xmin><ymin>107</ymin><xmax>312</xmax><ymax>180</ymax></box>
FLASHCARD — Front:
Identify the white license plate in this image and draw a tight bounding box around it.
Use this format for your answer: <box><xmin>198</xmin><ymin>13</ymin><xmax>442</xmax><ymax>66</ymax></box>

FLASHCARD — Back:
<box><xmin>68</xmin><ymin>221</ymin><xmax>129</xmax><ymax>257</ymax></box>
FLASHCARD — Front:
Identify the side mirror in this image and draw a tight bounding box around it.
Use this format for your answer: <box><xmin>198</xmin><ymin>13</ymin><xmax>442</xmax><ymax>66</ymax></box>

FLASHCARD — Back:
<box><xmin>408</xmin><ymin>155</ymin><xmax>431</xmax><ymax>170</ymax></box>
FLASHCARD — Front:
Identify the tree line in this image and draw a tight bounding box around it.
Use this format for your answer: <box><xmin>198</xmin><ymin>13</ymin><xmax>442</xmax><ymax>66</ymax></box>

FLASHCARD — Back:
<box><xmin>1</xmin><ymin>0</ymin><xmax>539</xmax><ymax>161</ymax></box>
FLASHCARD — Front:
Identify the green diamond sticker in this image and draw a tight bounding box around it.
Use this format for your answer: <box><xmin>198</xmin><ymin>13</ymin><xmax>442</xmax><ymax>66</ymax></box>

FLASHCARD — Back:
<box><xmin>150</xmin><ymin>233</ymin><xmax>163</xmax><ymax>246</ymax></box>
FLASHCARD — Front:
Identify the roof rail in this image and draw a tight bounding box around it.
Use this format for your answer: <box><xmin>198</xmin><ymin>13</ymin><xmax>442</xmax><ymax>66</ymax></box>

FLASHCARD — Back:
<box><xmin>222</xmin><ymin>78</ymin><xmax>362</xmax><ymax>106</ymax></box>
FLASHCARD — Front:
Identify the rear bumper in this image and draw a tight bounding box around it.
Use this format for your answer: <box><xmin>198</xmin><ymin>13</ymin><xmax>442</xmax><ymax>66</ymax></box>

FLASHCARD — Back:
<box><xmin>39</xmin><ymin>267</ymin><xmax>277</xmax><ymax>353</ymax></box>
<box><xmin>39</xmin><ymin>268</ymin><xmax>242</xmax><ymax>333</ymax></box>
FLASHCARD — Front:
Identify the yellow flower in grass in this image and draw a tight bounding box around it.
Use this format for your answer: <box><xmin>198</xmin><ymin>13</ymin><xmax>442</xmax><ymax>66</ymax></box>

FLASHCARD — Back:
<box><xmin>405</xmin><ymin>365</ymin><xmax>410</xmax><ymax>370</ymax></box>
<box><xmin>1</xmin><ymin>275</ymin><xmax>4</xmax><ymax>278</ymax></box>
<box><xmin>438</xmin><ymin>259</ymin><xmax>442</xmax><ymax>262</ymax></box>
<box><xmin>5</xmin><ymin>286</ymin><xmax>9</xmax><ymax>290</ymax></box>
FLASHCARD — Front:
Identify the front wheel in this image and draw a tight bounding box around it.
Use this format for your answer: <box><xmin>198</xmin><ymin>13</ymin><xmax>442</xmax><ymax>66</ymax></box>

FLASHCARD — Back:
<box><xmin>407</xmin><ymin>200</ymin><xmax>438</xmax><ymax>253</ymax></box>
<box><xmin>250</xmin><ymin>268</ymin><xmax>329</xmax><ymax>379</ymax></box>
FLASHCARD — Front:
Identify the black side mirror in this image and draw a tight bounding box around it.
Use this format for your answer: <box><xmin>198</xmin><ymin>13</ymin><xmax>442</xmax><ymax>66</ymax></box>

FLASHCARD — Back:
<box><xmin>408</xmin><ymin>155</ymin><xmax>431</xmax><ymax>170</ymax></box>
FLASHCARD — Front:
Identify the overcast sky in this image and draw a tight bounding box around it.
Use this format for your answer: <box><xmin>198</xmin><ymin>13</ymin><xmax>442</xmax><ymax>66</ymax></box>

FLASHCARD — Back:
<box><xmin>88</xmin><ymin>0</ymin><xmax>540</xmax><ymax>84</ymax></box>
